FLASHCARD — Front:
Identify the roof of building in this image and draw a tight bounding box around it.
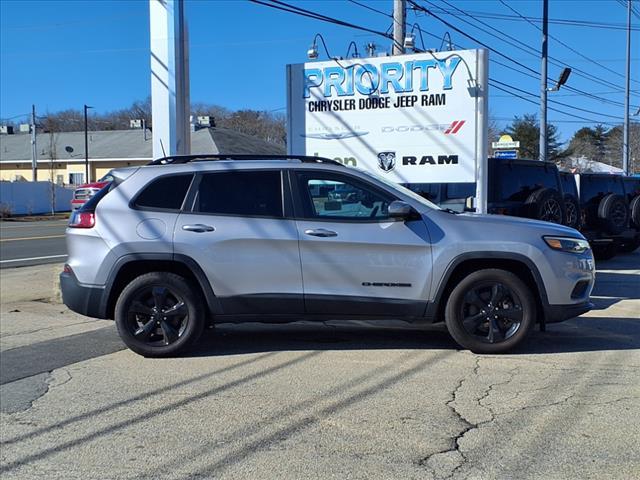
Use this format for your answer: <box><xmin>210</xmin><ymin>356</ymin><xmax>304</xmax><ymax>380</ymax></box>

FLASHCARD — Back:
<box><xmin>0</xmin><ymin>127</ymin><xmax>285</xmax><ymax>162</ymax></box>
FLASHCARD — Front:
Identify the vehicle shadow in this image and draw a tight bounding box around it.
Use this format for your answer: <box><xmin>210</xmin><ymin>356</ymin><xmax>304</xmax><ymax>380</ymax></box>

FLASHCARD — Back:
<box><xmin>185</xmin><ymin>314</ymin><xmax>640</xmax><ymax>358</ymax></box>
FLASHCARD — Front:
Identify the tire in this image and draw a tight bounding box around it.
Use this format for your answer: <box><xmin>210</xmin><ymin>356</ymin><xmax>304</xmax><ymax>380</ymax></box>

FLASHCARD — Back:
<box><xmin>563</xmin><ymin>194</ymin><xmax>581</xmax><ymax>229</ymax></box>
<box><xmin>115</xmin><ymin>272</ymin><xmax>205</xmax><ymax>357</ymax></box>
<box><xmin>444</xmin><ymin>269</ymin><xmax>536</xmax><ymax>354</ymax></box>
<box><xmin>525</xmin><ymin>188</ymin><xmax>565</xmax><ymax>225</ymax></box>
<box><xmin>629</xmin><ymin>195</ymin><xmax>640</xmax><ymax>230</ymax></box>
<box><xmin>597</xmin><ymin>193</ymin><xmax>629</xmax><ymax>235</ymax></box>
<box><xmin>592</xmin><ymin>243</ymin><xmax>617</xmax><ymax>260</ymax></box>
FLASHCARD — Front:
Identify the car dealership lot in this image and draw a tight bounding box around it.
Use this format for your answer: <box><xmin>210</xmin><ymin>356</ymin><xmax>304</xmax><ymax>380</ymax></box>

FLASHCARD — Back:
<box><xmin>1</xmin><ymin>253</ymin><xmax>639</xmax><ymax>479</ymax></box>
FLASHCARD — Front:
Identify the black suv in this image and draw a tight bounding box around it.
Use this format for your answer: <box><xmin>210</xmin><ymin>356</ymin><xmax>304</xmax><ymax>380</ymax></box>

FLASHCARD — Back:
<box><xmin>405</xmin><ymin>158</ymin><xmax>568</xmax><ymax>225</ymax></box>
<box><xmin>578</xmin><ymin>174</ymin><xmax>640</xmax><ymax>257</ymax></box>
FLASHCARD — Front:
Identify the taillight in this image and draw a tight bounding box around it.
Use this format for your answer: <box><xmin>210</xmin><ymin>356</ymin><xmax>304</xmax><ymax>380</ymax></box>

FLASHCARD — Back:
<box><xmin>63</xmin><ymin>264</ymin><xmax>73</xmax><ymax>274</ymax></box>
<box><xmin>69</xmin><ymin>211</ymin><xmax>95</xmax><ymax>228</ymax></box>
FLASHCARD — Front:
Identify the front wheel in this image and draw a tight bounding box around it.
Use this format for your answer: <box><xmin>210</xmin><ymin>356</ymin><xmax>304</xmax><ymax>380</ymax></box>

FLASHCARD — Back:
<box><xmin>115</xmin><ymin>272</ymin><xmax>205</xmax><ymax>357</ymax></box>
<box><xmin>445</xmin><ymin>269</ymin><xmax>536</xmax><ymax>354</ymax></box>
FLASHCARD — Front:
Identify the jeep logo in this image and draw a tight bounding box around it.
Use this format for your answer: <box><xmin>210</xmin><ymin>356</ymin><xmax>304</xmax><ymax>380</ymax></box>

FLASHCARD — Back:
<box><xmin>402</xmin><ymin>155</ymin><xmax>459</xmax><ymax>165</ymax></box>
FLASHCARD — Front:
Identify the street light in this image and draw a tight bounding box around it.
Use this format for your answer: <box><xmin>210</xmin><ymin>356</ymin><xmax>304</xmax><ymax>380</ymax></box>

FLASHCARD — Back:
<box><xmin>84</xmin><ymin>104</ymin><xmax>93</xmax><ymax>183</ymax></box>
<box><xmin>548</xmin><ymin>67</ymin><xmax>572</xmax><ymax>92</ymax></box>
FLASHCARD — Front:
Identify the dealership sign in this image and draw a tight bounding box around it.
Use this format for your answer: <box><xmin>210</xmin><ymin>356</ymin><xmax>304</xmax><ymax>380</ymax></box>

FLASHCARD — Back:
<box><xmin>287</xmin><ymin>49</ymin><xmax>488</xmax><ymax>184</ymax></box>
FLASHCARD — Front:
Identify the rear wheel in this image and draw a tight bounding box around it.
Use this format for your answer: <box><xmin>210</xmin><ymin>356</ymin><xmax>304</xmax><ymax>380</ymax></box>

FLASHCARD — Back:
<box><xmin>597</xmin><ymin>194</ymin><xmax>629</xmax><ymax>235</ymax></box>
<box><xmin>445</xmin><ymin>269</ymin><xmax>536</xmax><ymax>354</ymax></box>
<box><xmin>115</xmin><ymin>272</ymin><xmax>205</xmax><ymax>357</ymax></box>
<box><xmin>563</xmin><ymin>194</ymin><xmax>581</xmax><ymax>229</ymax></box>
<box><xmin>629</xmin><ymin>195</ymin><xmax>640</xmax><ymax>230</ymax></box>
<box><xmin>525</xmin><ymin>188</ymin><xmax>565</xmax><ymax>225</ymax></box>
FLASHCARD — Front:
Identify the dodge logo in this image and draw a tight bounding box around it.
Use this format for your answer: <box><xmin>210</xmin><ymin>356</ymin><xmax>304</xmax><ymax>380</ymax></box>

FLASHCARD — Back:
<box><xmin>377</xmin><ymin>151</ymin><xmax>396</xmax><ymax>172</ymax></box>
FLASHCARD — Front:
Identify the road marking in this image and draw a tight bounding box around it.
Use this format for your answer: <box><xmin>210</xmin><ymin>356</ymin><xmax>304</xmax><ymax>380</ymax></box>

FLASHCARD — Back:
<box><xmin>0</xmin><ymin>235</ymin><xmax>66</xmax><ymax>242</ymax></box>
<box><xmin>0</xmin><ymin>254</ymin><xmax>68</xmax><ymax>264</ymax></box>
<box><xmin>0</xmin><ymin>223</ymin><xmax>68</xmax><ymax>229</ymax></box>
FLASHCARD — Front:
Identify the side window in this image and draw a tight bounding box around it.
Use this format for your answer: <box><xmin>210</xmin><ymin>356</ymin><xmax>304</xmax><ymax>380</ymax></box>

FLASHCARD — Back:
<box><xmin>195</xmin><ymin>171</ymin><xmax>283</xmax><ymax>217</ymax></box>
<box><xmin>135</xmin><ymin>174</ymin><xmax>193</xmax><ymax>210</ymax></box>
<box><xmin>297</xmin><ymin>173</ymin><xmax>392</xmax><ymax>220</ymax></box>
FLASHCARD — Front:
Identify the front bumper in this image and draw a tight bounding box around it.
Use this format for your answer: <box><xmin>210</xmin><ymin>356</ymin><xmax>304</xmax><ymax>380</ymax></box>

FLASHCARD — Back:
<box><xmin>543</xmin><ymin>301</ymin><xmax>594</xmax><ymax>323</ymax></box>
<box><xmin>60</xmin><ymin>271</ymin><xmax>108</xmax><ymax>319</ymax></box>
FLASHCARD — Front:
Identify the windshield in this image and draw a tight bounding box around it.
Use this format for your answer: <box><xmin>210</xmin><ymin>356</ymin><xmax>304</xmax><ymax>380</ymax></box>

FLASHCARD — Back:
<box><xmin>357</xmin><ymin>169</ymin><xmax>441</xmax><ymax>210</ymax></box>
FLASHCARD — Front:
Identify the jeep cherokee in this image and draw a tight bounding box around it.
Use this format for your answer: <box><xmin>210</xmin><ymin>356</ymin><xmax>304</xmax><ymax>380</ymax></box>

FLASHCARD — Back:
<box><xmin>60</xmin><ymin>155</ymin><xmax>595</xmax><ymax>357</ymax></box>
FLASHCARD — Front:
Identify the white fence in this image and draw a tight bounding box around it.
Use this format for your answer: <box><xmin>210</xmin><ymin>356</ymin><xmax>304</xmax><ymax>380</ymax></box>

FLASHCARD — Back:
<box><xmin>0</xmin><ymin>181</ymin><xmax>74</xmax><ymax>215</ymax></box>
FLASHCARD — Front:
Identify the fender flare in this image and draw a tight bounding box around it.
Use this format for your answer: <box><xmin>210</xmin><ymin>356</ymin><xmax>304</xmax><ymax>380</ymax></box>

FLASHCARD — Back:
<box><xmin>101</xmin><ymin>253</ymin><xmax>223</xmax><ymax>318</ymax></box>
<box><xmin>425</xmin><ymin>251</ymin><xmax>549</xmax><ymax>321</ymax></box>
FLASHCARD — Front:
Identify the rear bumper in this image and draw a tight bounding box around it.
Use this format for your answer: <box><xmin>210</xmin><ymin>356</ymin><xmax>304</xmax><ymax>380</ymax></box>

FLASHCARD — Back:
<box><xmin>544</xmin><ymin>301</ymin><xmax>593</xmax><ymax>323</ymax></box>
<box><xmin>60</xmin><ymin>271</ymin><xmax>108</xmax><ymax>319</ymax></box>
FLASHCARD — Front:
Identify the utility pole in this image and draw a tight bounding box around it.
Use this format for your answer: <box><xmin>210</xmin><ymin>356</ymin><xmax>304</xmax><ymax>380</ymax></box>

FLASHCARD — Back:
<box><xmin>393</xmin><ymin>0</ymin><xmax>406</xmax><ymax>55</ymax></box>
<box><xmin>539</xmin><ymin>0</ymin><xmax>548</xmax><ymax>162</ymax></box>
<box><xmin>84</xmin><ymin>104</ymin><xmax>92</xmax><ymax>183</ymax></box>
<box><xmin>30</xmin><ymin>104</ymin><xmax>37</xmax><ymax>182</ymax></box>
<box><xmin>623</xmin><ymin>0</ymin><xmax>631</xmax><ymax>175</ymax></box>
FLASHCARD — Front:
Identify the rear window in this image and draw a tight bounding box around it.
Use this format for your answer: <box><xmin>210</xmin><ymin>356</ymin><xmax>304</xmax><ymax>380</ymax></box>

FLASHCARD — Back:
<box><xmin>195</xmin><ymin>171</ymin><xmax>283</xmax><ymax>217</ymax></box>
<box><xmin>496</xmin><ymin>163</ymin><xmax>558</xmax><ymax>202</ymax></box>
<box><xmin>580</xmin><ymin>175</ymin><xmax>625</xmax><ymax>203</ymax></box>
<box><xmin>134</xmin><ymin>174</ymin><xmax>193</xmax><ymax>210</ymax></box>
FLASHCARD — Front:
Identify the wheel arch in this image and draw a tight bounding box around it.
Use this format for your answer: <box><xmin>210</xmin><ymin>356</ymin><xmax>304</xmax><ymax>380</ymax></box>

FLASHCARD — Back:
<box><xmin>103</xmin><ymin>253</ymin><xmax>222</xmax><ymax>320</ymax></box>
<box><xmin>427</xmin><ymin>252</ymin><xmax>548</xmax><ymax>325</ymax></box>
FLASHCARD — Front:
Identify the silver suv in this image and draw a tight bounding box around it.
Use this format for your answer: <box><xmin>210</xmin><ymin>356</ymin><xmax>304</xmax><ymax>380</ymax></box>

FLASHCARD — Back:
<box><xmin>60</xmin><ymin>155</ymin><xmax>595</xmax><ymax>357</ymax></box>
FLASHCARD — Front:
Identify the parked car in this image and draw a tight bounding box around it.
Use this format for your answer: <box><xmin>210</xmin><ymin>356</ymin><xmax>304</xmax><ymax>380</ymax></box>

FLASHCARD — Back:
<box><xmin>70</xmin><ymin>172</ymin><xmax>114</xmax><ymax>211</ymax></box>
<box><xmin>405</xmin><ymin>158</ymin><xmax>568</xmax><ymax>225</ymax></box>
<box><xmin>577</xmin><ymin>173</ymin><xmax>639</xmax><ymax>258</ymax></box>
<box><xmin>61</xmin><ymin>154</ymin><xmax>594</xmax><ymax>357</ymax></box>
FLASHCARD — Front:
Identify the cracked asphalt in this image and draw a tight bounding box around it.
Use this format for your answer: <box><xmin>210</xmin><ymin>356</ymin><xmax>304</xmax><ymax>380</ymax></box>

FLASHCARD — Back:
<box><xmin>0</xmin><ymin>253</ymin><xmax>639</xmax><ymax>479</ymax></box>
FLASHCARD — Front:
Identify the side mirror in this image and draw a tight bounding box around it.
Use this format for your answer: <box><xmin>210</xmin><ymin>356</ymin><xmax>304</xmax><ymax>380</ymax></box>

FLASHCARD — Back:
<box><xmin>388</xmin><ymin>200</ymin><xmax>412</xmax><ymax>219</ymax></box>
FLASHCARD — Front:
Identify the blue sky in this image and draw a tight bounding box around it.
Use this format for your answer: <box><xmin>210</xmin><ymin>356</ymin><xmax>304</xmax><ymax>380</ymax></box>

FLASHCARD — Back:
<box><xmin>0</xmin><ymin>0</ymin><xmax>638</xmax><ymax>143</ymax></box>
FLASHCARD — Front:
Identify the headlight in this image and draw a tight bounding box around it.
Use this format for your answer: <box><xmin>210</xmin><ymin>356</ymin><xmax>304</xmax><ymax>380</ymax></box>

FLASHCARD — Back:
<box><xmin>543</xmin><ymin>236</ymin><xmax>590</xmax><ymax>254</ymax></box>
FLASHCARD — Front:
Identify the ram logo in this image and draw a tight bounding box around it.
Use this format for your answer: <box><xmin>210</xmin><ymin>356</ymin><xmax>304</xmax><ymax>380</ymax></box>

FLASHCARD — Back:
<box><xmin>377</xmin><ymin>151</ymin><xmax>396</xmax><ymax>172</ymax></box>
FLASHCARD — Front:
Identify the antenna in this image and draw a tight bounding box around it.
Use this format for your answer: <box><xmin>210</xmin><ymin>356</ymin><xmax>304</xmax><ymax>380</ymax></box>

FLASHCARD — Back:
<box><xmin>159</xmin><ymin>138</ymin><xmax>167</xmax><ymax>158</ymax></box>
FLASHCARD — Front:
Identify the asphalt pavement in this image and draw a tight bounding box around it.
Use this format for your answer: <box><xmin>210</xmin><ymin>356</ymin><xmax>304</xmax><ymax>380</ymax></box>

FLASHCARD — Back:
<box><xmin>0</xmin><ymin>251</ymin><xmax>639</xmax><ymax>479</ymax></box>
<box><xmin>0</xmin><ymin>220</ymin><xmax>68</xmax><ymax>268</ymax></box>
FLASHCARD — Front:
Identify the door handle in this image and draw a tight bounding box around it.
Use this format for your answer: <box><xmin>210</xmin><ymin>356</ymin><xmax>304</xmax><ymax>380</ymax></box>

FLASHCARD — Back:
<box><xmin>304</xmin><ymin>228</ymin><xmax>337</xmax><ymax>237</ymax></box>
<box><xmin>182</xmin><ymin>224</ymin><xmax>215</xmax><ymax>233</ymax></box>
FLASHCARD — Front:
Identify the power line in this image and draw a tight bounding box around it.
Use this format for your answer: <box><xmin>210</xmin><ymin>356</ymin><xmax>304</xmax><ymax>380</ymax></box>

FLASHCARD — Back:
<box><xmin>498</xmin><ymin>0</ymin><xmax>640</xmax><ymax>87</ymax></box>
<box><xmin>489</xmin><ymin>82</ymin><xmax>618</xmax><ymax>125</ymax></box>
<box><xmin>249</xmin><ymin>0</ymin><xmax>392</xmax><ymax>40</ymax></box>
<box><xmin>433</xmin><ymin>0</ymin><xmax>634</xmax><ymax>94</ymax></box>
<box><xmin>409</xmin><ymin>0</ymin><xmax>638</xmax><ymax>110</ymax></box>
<box><xmin>255</xmin><ymin>0</ymin><xmax>626</xmax><ymax>126</ymax></box>
<box><xmin>412</xmin><ymin>5</ymin><xmax>640</xmax><ymax>31</ymax></box>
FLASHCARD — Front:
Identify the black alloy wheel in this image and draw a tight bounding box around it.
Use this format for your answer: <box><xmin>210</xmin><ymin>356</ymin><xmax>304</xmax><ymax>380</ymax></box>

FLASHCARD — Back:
<box><xmin>445</xmin><ymin>269</ymin><xmax>536</xmax><ymax>354</ymax></box>
<box><xmin>458</xmin><ymin>282</ymin><xmax>523</xmax><ymax>344</ymax></box>
<box><xmin>563</xmin><ymin>194</ymin><xmax>581</xmax><ymax>229</ymax></box>
<box><xmin>539</xmin><ymin>198</ymin><xmax>563</xmax><ymax>224</ymax></box>
<box><xmin>126</xmin><ymin>286</ymin><xmax>189</xmax><ymax>346</ymax></box>
<box><xmin>115</xmin><ymin>272</ymin><xmax>205</xmax><ymax>357</ymax></box>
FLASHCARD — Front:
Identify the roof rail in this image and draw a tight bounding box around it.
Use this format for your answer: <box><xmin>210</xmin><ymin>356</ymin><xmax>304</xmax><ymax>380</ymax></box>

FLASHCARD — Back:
<box><xmin>147</xmin><ymin>154</ymin><xmax>344</xmax><ymax>167</ymax></box>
